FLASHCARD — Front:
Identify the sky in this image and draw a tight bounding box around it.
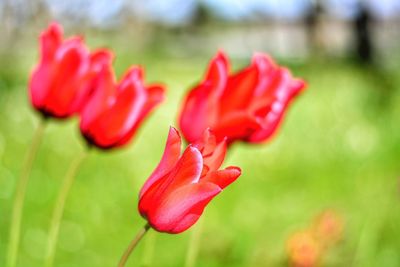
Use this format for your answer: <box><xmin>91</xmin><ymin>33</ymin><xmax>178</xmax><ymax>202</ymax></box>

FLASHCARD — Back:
<box><xmin>13</xmin><ymin>0</ymin><xmax>400</xmax><ymax>27</ymax></box>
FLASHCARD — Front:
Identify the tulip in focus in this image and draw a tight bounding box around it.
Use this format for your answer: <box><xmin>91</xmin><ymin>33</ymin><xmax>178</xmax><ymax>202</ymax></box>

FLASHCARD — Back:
<box><xmin>286</xmin><ymin>231</ymin><xmax>321</xmax><ymax>267</ymax></box>
<box><xmin>138</xmin><ymin>127</ymin><xmax>241</xmax><ymax>234</ymax></box>
<box><xmin>179</xmin><ymin>51</ymin><xmax>306</xmax><ymax>144</ymax></box>
<box><xmin>79</xmin><ymin>65</ymin><xmax>165</xmax><ymax>149</ymax></box>
<box><xmin>29</xmin><ymin>22</ymin><xmax>112</xmax><ymax>118</ymax></box>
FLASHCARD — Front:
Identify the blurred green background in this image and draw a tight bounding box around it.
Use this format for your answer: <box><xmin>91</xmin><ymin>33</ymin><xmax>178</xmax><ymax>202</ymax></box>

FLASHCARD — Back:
<box><xmin>1</xmin><ymin>1</ymin><xmax>400</xmax><ymax>267</ymax></box>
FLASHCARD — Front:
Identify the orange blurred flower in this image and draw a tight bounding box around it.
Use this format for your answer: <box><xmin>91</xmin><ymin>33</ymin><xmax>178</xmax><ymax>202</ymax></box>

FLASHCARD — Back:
<box><xmin>312</xmin><ymin>210</ymin><xmax>344</xmax><ymax>247</ymax></box>
<box><xmin>286</xmin><ymin>231</ymin><xmax>321</xmax><ymax>267</ymax></box>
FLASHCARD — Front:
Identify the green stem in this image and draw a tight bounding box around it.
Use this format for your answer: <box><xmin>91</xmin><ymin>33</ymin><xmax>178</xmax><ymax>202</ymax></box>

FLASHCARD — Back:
<box><xmin>44</xmin><ymin>150</ymin><xmax>89</xmax><ymax>267</ymax></box>
<box><xmin>140</xmin><ymin>230</ymin><xmax>156</xmax><ymax>267</ymax></box>
<box><xmin>118</xmin><ymin>224</ymin><xmax>151</xmax><ymax>267</ymax></box>
<box><xmin>6</xmin><ymin>119</ymin><xmax>46</xmax><ymax>267</ymax></box>
<box><xmin>184</xmin><ymin>217</ymin><xmax>204</xmax><ymax>267</ymax></box>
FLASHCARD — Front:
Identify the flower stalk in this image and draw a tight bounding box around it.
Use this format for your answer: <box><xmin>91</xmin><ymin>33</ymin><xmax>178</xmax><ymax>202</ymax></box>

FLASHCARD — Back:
<box><xmin>44</xmin><ymin>150</ymin><xmax>89</xmax><ymax>267</ymax></box>
<box><xmin>6</xmin><ymin>119</ymin><xmax>46</xmax><ymax>267</ymax></box>
<box><xmin>118</xmin><ymin>224</ymin><xmax>151</xmax><ymax>267</ymax></box>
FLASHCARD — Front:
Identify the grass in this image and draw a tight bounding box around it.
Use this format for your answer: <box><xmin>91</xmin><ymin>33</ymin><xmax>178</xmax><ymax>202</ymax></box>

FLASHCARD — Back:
<box><xmin>0</xmin><ymin>32</ymin><xmax>400</xmax><ymax>267</ymax></box>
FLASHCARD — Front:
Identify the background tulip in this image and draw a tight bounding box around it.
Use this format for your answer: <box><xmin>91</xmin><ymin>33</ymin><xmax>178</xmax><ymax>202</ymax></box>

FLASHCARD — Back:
<box><xmin>29</xmin><ymin>22</ymin><xmax>112</xmax><ymax>118</ymax></box>
<box><xmin>179</xmin><ymin>51</ymin><xmax>306</xmax><ymax>145</ymax></box>
<box><xmin>138</xmin><ymin>127</ymin><xmax>241</xmax><ymax>234</ymax></box>
<box><xmin>80</xmin><ymin>65</ymin><xmax>165</xmax><ymax>149</ymax></box>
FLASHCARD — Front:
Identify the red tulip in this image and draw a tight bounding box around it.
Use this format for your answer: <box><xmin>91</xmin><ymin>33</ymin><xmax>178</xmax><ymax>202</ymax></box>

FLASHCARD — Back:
<box><xmin>179</xmin><ymin>51</ymin><xmax>307</xmax><ymax>144</ymax></box>
<box><xmin>79</xmin><ymin>64</ymin><xmax>165</xmax><ymax>149</ymax></box>
<box><xmin>29</xmin><ymin>22</ymin><xmax>112</xmax><ymax>118</ymax></box>
<box><xmin>138</xmin><ymin>127</ymin><xmax>241</xmax><ymax>234</ymax></box>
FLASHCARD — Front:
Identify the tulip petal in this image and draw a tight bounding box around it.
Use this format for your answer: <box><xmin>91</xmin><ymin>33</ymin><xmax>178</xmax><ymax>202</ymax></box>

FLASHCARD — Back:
<box><xmin>202</xmin><ymin>139</ymin><xmax>226</xmax><ymax>172</ymax></box>
<box><xmin>30</xmin><ymin>23</ymin><xmax>63</xmax><ymax>110</ymax></box>
<box><xmin>219</xmin><ymin>62</ymin><xmax>259</xmax><ymax>114</ymax></box>
<box><xmin>116</xmin><ymin>85</ymin><xmax>165</xmax><ymax>147</ymax></box>
<box><xmin>248</xmin><ymin>68</ymin><xmax>288</xmax><ymax>114</ymax></box>
<box><xmin>40</xmin><ymin>22</ymin><xmax>63</xmax><ymax>63</ymax></box>
<box><xmin>41</xmin><ymin>39</ymin><xmax>90</xmax><ymax>117</ymax></box>
<box><xmin>90</xmin><ymin>49</ymin><xmax>114</xmax><ymax>72</ymax></box>
<box><xmin>139</xmin><ymin>127</ymin><xmax>181</xmax><ymax>198</ymax></box>
<box><xmin>179</xmin><ymin>53</ymin><xmax>229</xmax><ymax>143</ymax></box>
<box><xmin>143</xmin><ymin>85</ymin><xmax>166</xmax><ymax>112</ymax></box>
<box><xmin>139</xmin><ymin>145</ymin><xmax>203</xmax><ymax>218</ymax></box>
<box><xmin>82</xmin><ymin>69</ymin><xmax>147</xmax><ymax>148</ymax></box>
<box><xmin>192</xmin><ymin>128</ymin><xmax>216</xmax><ymax>156</ymax></box>
<box><xmin>68</xmin><ymin>49</ymin><xmax>114</xmax><ymax>113</ymax></box>
<box><xmin>191</xmin><ymin>129</ymin><xmax>226</xmax><ymax>174</ymax></box>
<box><xmin>213</xmin><ymin>111</ymin><xmax>262</xmax><ymax>142</ymax></box>
<box><xmin>30</xmin><ymin>64</ymin><xmax>53</xmax><ymax>110</ymax></box>
<box><xmin>251</xmin><ymin>53</ymin><xmax>277</xmax><ymax>97</ymax></box>
<box><xmin>165</xmin><ymin>146</ymin><xmax>203</xmax><ymax>189</ymax></box>
<box><xmin>179</xmin><ymin>85</ymin><xmax>213</xmax><ymax>143</ymax></box>
<box><xmin>290</xmin><ymin>79</ymin><xmax>307</xmax><ymax>97</ymax></box>
<box><xmin>148</xmin><ymin>182</ymin><xmax>221</xmax><ymax>234</ymax></box>
<box><xmin>80</xmin><ymin>66</ymin><xmax>116</xmax><ymax>130</ymax></box>
<box><xmin>119</xmin><ymin>66</ymin><xmax>144</xmax><ymax>85</ymax></box>
<box><xmin>202</xmin><ymin>166</ymin><xmax>241</xmax><ymax>190</ymax></box>
<box><xmin>204</xmin><ymin>51</ymin><xmax>229</xmax><ymax>96</ymax></box>
<box><xmin>248</xmin><ymin>69</ymin><xmax>307</xmax><ymax>143</ymax></box>
<box><xmin>249</xmin><ymin>66</ymin><xmax>306</xmax><ymax>115</ymax></box>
